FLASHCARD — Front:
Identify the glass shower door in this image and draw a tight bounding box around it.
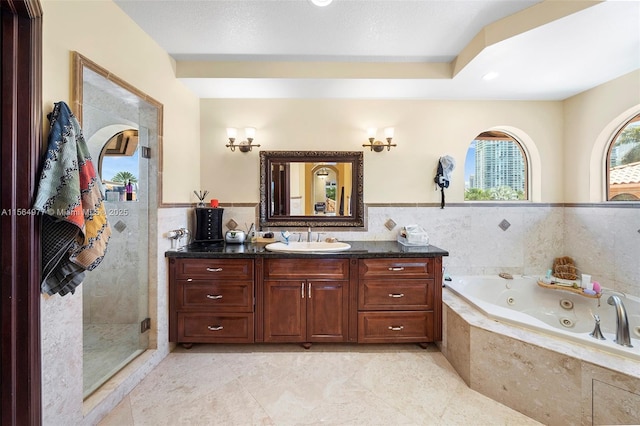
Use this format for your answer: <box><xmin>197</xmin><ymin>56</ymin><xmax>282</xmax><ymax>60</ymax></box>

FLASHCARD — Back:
<box><xmin>82</xmin><ymin>126</ymin><xmax>150</xmax><ymax>398</ymax></box>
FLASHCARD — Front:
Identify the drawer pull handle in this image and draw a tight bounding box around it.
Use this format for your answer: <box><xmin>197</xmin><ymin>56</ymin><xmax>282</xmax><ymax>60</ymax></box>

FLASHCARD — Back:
<box><xmin>301</xmin><ymin>282</ymin><xmax>305</xmax><ymax>299</ymax></box>
<box><xmin>206</xmin><ymin>294</ymin><xmax>223</xmax><ymax>299</ymax></box>
<box><xmin>206</xmin><ymin>267</ymin><xmax>223</xmax><ymax>272</ymax></box>
<box><xmin>207</xmin><ymin>325</ymin><xmax>224</xmax><ymax>331</ymax></box>
<box><xmin>388</xmin><ymin>326</ymin><xmax>404</xmax><ymax>331</ymax></box>
<box><xmin>388</xmin><ymin>267</ymin><xmax>405</xmax><ymax>271</ymax></box>
<box><xmin>308</xmin><ymin>282</ymin><xmax>312</xmax><ymax>298</ymax></box>
<box><xmin>388</xmin><ymin>293</ymin><xmax>405</xmax><ymax>298</ymax></box>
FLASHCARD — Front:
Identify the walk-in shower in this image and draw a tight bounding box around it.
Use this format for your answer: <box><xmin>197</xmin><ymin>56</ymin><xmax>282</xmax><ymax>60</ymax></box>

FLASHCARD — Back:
<box><xmin>74</xmin><ymin>53</ymin><xmax>162</xmax><ymax>397</ymax></box>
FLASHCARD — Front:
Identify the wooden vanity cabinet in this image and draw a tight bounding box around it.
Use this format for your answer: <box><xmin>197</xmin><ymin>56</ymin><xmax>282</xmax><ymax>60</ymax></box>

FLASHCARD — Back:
<box><xmin>169</xmin><ymin>258</ymin><xmax>255</xmax><ymax>344</ymax></box>
<box><xmin>262</xmin><ymin>258</ymin><xmax>350</xmax><ymax>344</ymax></box>
<box><xmin>168</xmin><ymin>253</ymin><xmax>444</xmax><ymax>348</ymax></box>
<box><xmin>357</xmin><ymin>257</ymin><xmax>442</xmax><ymax>344</ymax></box>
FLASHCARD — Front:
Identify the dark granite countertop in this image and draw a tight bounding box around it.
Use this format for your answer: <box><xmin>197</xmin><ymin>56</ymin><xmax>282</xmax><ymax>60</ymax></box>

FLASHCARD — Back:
<box><xmin>165</xmin><ymin>240</ymin><xmax>449</xmax><ymax>259</ymax></box>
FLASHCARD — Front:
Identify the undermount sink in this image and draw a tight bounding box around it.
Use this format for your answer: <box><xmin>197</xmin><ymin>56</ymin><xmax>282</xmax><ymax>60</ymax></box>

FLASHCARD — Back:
<box><xmin>265</xmin><ymin>241</ymin><xmax>351</xmax><ymax>253</ymax></box>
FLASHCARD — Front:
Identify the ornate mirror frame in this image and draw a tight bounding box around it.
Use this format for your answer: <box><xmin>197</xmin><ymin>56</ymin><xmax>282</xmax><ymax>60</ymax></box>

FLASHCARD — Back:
<box><xmin>259</xmin><ymin>151</ymin><xmax>364</xmax><ymax>228</ymax></box>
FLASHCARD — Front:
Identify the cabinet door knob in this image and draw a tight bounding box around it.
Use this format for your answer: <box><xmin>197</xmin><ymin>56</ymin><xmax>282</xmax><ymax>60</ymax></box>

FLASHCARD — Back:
<box><xmin>206</xmin><ymin>294</ymin><xmax>223</xmax><ymax>299</ymax></box>
<box><xmin>388</xmin><ymin>267</ymin><xmax>405</xmax><ymax>271</ymax></box>
<box><xmin>388</xmin><ymin>293</ymin><xmax>405</xmax><ymax>298</ymax></box>
<box><xmin>388</xmin><ymin>326</ymin><xmax>404</xmax><ymax>331</ymax></box>
<box><xmin>207</xmin><ymin>325</ymin><xmax>223</xmax><ymax>331</ymax></box>
<box><xmin>206</xmin><ymin>267</ymin><xmax>223</xmax><ymax>272</ymax></box>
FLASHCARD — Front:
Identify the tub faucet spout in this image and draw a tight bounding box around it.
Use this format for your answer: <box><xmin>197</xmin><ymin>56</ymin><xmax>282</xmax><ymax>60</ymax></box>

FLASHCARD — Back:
<box><xmin>607</xmin><ymin>295</ymin><xmax>633</xmax><ymax>347</ymax></box>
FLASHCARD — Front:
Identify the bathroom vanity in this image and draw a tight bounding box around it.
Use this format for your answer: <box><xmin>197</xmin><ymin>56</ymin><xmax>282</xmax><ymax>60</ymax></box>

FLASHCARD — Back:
<box><xmin>166</xmin><ymin>241</ymin><xmax>448</xmax><ymax>348</ymax></box>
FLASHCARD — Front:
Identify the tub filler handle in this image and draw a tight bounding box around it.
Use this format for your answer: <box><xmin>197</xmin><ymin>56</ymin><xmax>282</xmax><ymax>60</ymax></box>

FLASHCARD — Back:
<box><xmin>589</xmin><ymin>314</ymin><xmax>606</xmax><ymax>340</ymax></box>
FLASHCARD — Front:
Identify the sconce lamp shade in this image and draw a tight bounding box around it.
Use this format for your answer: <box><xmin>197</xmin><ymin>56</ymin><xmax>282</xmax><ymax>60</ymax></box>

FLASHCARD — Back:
<box><xmin>226</xmin><ymin>127</ymin><xmax>237</xmax><ymax>139</ymax></box>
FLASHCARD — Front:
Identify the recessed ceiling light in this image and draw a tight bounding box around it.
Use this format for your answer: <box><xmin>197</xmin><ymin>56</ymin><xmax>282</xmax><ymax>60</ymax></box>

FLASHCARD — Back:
<box><xmin>482</xmin><ymin>71</ymin><xmax>499</xmax><ymax>81</ymax></box>
<box><xmin>310</xmin><ymin>0</ymin><xmax>333</xmax><ymax>6</ymax></box>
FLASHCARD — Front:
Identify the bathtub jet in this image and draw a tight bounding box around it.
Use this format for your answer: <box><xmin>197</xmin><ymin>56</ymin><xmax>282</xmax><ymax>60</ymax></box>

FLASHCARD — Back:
<box><xmin>608</xmin><ymin>295</ymin><xmax>633</xmax><ymax>347</ymax></box>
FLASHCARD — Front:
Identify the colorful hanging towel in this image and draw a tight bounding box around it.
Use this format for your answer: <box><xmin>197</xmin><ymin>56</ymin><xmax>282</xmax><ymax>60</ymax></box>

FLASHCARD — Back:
<box><xmin>33</xmin><ymin>101</ymin><xmax>111</xmax><ymax>296</ymax></box>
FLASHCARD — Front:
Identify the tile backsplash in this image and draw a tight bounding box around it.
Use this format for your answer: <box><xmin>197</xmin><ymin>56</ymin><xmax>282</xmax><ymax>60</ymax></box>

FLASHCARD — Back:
<box><xmin>204</xmin><ymin>203</ymin><xmax>638</xmax><ymax>297</ymax></box>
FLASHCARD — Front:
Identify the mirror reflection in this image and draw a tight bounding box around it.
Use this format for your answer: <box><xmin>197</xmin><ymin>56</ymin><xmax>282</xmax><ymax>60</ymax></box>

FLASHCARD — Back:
<box><xmin>260</xmin><ymin>151</ymin><xmax>364</xmax><ymax>228</ymax></box>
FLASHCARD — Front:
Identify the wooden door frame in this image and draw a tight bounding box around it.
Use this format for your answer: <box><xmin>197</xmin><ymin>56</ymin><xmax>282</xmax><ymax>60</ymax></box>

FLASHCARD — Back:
<box><xmin>1</xmin><ymin>0</ymin><xmax>43</xmax><ymax>424</ymax></box>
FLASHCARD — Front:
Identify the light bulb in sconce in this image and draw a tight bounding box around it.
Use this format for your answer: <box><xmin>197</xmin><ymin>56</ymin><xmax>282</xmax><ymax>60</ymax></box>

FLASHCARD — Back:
<box><xmin>226</xmin><ymin>127</ymin><xmax>237</xmax><ymax>142</ymax></box>
<box><xmin>245</xmin><ymin>127</ymin><xmax>256</xmax><ymax>142</ymax></box>
<box><xmin>363</xmin><ymin>126</ymin><xmax>396</xmax><ymax>152</ymax></box>
<box><xmin>367</xmin><ymin>127</ymin><xmax>377</xmax><ymax>143</ymax></box>
<box><xmin>225</xmin><ymin>126</ymin><xmax>260</xmax><ymax>153</ymax></box>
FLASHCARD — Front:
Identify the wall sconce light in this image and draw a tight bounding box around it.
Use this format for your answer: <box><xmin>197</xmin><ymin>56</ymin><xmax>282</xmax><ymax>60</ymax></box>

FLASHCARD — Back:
<box><xmin>226</xmin><ymin>127</ymin><xmax>261</xmax><ymax>152</ymax></box>
<box><xmin>363</xmin><ymin>127</ymin><xmax>396</xmax><ymax>152</ymax></box>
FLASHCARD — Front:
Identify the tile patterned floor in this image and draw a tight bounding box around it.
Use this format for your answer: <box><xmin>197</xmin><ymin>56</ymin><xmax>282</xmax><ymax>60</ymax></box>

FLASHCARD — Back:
<box><xmin>99</xmin><ymin>344</ymin><xmax>541</xmax><ymax>426</ymax></box>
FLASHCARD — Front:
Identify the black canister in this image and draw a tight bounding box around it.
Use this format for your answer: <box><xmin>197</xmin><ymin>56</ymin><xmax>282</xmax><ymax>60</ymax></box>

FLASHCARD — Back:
<box><xmin>194</xmin><ymin>208</ymin><xmax>224</xmax><ymax>242</ymax></box>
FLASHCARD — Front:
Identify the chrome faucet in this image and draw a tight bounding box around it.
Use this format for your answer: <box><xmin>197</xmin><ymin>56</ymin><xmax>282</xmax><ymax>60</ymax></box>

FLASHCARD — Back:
<box><xmin>607</xmin><ymin>295</ymin><xmax>633</xmax><ymax>347</ymax></box>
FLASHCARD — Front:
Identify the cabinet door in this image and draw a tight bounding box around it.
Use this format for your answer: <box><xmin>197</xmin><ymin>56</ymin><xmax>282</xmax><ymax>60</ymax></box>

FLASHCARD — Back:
<box><xmin>264</xmin><ymin>280</ymin><xmax>306</xmax><ymax>342</ymax></box>
<box><xmin>307</xmin><ymin>280</ymin><xmax>349</xmax><ymax>342</ymax></box>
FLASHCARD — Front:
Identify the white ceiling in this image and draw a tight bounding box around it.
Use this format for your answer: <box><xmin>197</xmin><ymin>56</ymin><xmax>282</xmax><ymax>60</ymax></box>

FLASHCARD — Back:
<box><xmin>115</xmin><ymin>0</ymin><xmax>640</xmax><ymax>100</ymax></box>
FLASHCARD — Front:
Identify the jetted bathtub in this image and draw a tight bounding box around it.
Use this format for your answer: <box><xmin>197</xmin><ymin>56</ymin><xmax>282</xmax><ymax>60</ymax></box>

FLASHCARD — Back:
<box><xmin>445</xmin><ymin>275</ymin><xmax>640</xmax><ymax>360</ymax></box>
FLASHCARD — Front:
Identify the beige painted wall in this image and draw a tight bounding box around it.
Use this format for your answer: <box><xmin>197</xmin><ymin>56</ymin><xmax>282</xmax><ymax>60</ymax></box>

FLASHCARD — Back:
<box><xmin>42</xmin><ymin>0</ymin><xmax>201</xmax><ymax>203</ymax></box>
<box><xmin>563</xmin><ymin>70</ymin><xmax>640</xmax><ymax>202</ymax></box>
<box><xmin>200</xmin><ymin>99</ymin><xmax>563</xmax><ymax>204</ymax></box>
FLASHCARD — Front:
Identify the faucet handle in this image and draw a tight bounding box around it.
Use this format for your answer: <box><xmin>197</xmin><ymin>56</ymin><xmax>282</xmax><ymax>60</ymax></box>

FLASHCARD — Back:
<box><xmin>590</xmin><ymin>314</ymin><xmax>606</xmax><ymax>340</ymax></box>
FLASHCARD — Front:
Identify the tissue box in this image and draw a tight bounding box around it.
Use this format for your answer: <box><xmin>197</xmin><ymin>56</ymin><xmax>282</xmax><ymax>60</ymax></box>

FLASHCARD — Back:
<box><xmin>397</xmin><ymin>225</ymin><xmax>429</xmax><ymax>246</ymax></box>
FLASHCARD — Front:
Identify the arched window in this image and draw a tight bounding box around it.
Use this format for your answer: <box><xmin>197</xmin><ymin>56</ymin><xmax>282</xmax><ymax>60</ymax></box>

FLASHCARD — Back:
<box><xmin>464</xmin><ymin>131</ymin><xmax>528</xmax><ymax>201</ymax></box>
<box><xmin>607</xmin><ymin>113</ymin><xmax>640</xmax><ymax>201</ymax></box>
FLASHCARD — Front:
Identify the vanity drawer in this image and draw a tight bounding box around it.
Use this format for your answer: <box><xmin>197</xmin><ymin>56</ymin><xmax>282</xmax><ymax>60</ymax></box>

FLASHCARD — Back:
<box><xmin>178</xmin><ymin>312</ymin><xmax>254</xmax><ymax>343</ymax></box>
<box><xmin>359</xmin><ymin>258</ymin><xmax>434</xmax><ymax>279</ymax></box>
<box><xmin>359</xmin><ymin>279</ymin><xmax>434</xmax><ymax>310</ymax></box>
<box><xmin>175</xmin><ymin>258</ymin><xmax>253</xmax><ymax>280</ymax></box>
<box><xmin>357</xmin><ymin>311</ymin><xmax>433</xmax><ymax>343</ymax></box>
<box><xmin>176</xmin><ymin>280</ymin><xmax>253</xmax><ymax>311</ymax></box>
<box><xmin>264</xmin><ymin>258</ymin><xmax>349</xmax><ymax>280</ymax></box>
